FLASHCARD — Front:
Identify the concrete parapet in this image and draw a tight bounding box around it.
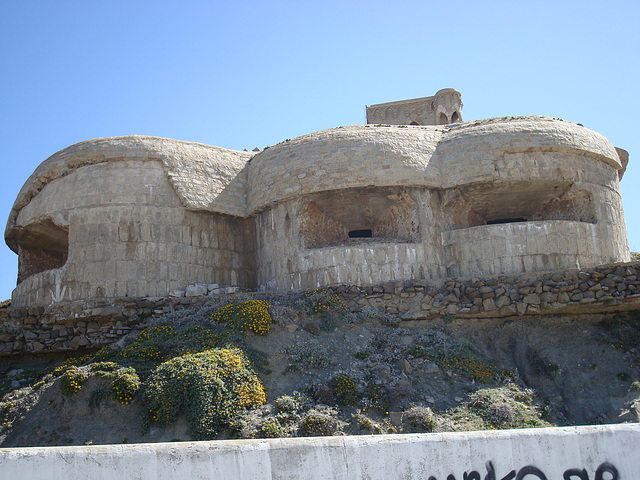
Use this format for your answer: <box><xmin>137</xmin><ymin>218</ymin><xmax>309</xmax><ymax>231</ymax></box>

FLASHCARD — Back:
<box><xmin>0</xmin><ymin>424</ymin><xmax>637</xmax><ymax>479</ymax></box>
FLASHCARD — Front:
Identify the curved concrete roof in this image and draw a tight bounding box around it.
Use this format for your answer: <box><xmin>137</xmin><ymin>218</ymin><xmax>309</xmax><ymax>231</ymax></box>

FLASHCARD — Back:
<box><xmin>6</xmin><ymin>116</ymin><xmax>624</xmax><ymax>243</ymax></box>
<box><xmin>247</xmin><ymin>116</ymin><xmax>622</xmax><ymax>212</ymax></box>
<box><xmin>441</xmin><ymin>115</ymin><xmax>620</xmax><ymax>165</ymax></box>
<box><xmin>5</xmin><ymin>135</ymin><xmax>253</xmax><ymax>245</ymax></box>
<box><xmin>246</xmin><ymin>125</ymin><xmax>445</xmax><ymax>213</ymax></box>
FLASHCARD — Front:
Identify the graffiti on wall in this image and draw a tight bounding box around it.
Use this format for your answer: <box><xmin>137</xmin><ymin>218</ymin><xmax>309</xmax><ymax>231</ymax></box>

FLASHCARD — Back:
<box><xmin>427</xmin><ymin>461</ymin><xmax>619</xmax><ymax>480</ymax></box>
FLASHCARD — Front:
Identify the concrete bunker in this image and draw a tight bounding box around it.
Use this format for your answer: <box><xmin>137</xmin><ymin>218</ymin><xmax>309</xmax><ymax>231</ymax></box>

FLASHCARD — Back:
<box><xmin>441</xmin><ymin>181</ymin><xmax>597</xmax><ymax>230</ymax></box>
<box><xmin>300</xmin><ymin>188</ymin><xmax>420</xmax><ymax>249</ymax></box>
<box><xmin>8</xmin><ymin>218</ymin><xmax>69</xmax><ymax>284</ymax></box>
<box><xmin>5</xmin><ymin>91</ymin><xmax>632</xmax><ymax>305</ymax></box>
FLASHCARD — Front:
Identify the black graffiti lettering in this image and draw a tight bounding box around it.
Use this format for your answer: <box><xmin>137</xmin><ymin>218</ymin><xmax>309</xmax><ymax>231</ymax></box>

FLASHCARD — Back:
<box><xmin>563</xmin><ymin>469</ymin><xmax>589</xmax><ymax>480</ymax></box>
<box><xmin>484</xmin><ymin>461</ymin><xmax>515</xmax><ymax>480</ymax></box>
<box><xmin>430</xmin><ymin>460</ymin><xmax>619</xmax><ymax>480</ymax></box>
<box><xmin>515</xmin><ymin>466</ymin><xmax>548</xmax><ymax>480</ymax></box>
<box><xmin>485</xmin><ymin>461</ymin><xmax>496</xmax><ymax>480</ymax></box>
<box><xmin>595</xmin><ymin>462</ymin><xmax>619</xmax><ymax>480</ymax></box>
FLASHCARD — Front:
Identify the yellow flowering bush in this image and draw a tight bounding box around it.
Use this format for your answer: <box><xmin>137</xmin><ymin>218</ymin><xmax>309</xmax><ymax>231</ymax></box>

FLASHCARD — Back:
<box><xmin>330</xmin><ymin>374</ymin><xmax>359</xmax><ymax>406</ymax></box>
<box><xmin>209</xmin><ymin>300</ymin><xmax>271</xmax><ymax>335</ymax></box>
<box><xmin>60</xmin><ymin>368</ymin><xmax>87</xmax><ymax>397</ymax></box>
<box><xmin>111</xmin><ymin>367</ymin><xmax>140</xmax><ymax>404</ymax></box>
<box><xmin>141</xmin><ymin>348</ymin><xmax>266</xmax><ymax>440</ymax></box>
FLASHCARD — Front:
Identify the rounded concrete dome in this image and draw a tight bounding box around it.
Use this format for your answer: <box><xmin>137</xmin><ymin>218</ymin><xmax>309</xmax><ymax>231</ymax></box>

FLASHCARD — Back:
<box><xmin>246</xmin><ymin>125</ymin><xmax>444</xmax><ymax>213</ymax></box>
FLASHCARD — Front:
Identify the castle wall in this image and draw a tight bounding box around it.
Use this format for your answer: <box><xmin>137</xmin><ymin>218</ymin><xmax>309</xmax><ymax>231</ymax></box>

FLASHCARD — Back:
<box><xmin>10</xmin><ymin>160</ymin><xmax>255</xmax><ymax>306</ymax></box>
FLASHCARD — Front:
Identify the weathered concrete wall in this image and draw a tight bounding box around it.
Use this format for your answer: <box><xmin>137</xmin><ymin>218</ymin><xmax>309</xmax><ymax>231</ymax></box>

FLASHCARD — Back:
<box><xmin>366</xmin><ymin>88</ymin><xmax>463</xmax><ymax>125</ymax></box>
<box><xmin>5</xmin><ymin>115</ymin><xmax>631</xmax><ymax>304</ymax></box>
<box><xmin>8</xmin><ymin>159</ymin><xmax>255</xmax><ymax>306</ymax></box>
<box><xmin>444</xmin><ymin>221</ymin><xmax>604</xmax><ymax>278</ymax></box>
<box><xmin>255</xmin><ymin>189</ymin><xmax>446</xmax><ymax>291</ymax></box>
<box><xmin>0</xmin><ymin>424</ymin><xmax>637</xmax><ymax>479</ymax></box>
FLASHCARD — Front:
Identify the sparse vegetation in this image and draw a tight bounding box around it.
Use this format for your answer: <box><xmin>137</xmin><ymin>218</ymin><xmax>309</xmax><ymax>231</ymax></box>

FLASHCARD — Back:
<box><xmin>301</xmin><ymin>407</ymin><xmax>343</xmax><ymax>436</ymax></box>
<box><xmin>1</xmin><ymin>286</ymin><xmax>639</xmax><ymax>447</ymax></box>
<box><xmin>403</xmin><ymin>406</ymin><xmax>436</xmax><ymax>433</ymax></box>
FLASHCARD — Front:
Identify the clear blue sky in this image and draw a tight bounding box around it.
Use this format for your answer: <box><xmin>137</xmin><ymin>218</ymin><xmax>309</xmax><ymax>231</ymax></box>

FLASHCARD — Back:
<box><xmin>1</xmin><ymin>1</ymin><xmax>638</xmax><ymax>302</ymax></box>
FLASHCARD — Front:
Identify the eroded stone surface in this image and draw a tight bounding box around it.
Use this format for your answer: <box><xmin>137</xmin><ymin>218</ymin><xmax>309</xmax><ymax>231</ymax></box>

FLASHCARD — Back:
<box><xmin>3</xmin><ymin>92</ymin><xmax>631</xmax><ymax>306</ymax></box>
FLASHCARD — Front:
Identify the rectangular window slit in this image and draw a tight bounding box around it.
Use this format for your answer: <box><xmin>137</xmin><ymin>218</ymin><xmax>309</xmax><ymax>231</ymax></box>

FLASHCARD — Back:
<box><xmin>487</xmin><ymin>218</ymin><xmax>527</xmax><ymax>225</ymax></box>
<box><xmin>348</xmin><ymin>229</ymin><xmax>373</xmax><ymax>238</ymax></box>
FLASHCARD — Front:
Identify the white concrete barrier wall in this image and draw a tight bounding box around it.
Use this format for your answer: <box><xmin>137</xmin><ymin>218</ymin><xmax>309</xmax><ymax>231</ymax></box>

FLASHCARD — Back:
<box><xmin>0</xmin><ymin>424</ymin><xmax>638</xmax><ymax>480</ymax></box>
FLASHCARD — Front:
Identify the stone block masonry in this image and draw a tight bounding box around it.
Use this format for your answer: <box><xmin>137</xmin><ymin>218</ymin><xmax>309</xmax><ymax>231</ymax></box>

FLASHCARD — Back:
<box><xmin>0</xmin><ymin>261</ymin><xmax>638</xmax><ymax>356</ymax></box>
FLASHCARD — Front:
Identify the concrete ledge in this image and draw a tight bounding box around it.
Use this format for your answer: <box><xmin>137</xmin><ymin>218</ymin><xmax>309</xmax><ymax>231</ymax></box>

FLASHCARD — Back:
<box><xmin>0</xmin><ymin>424</ymin><xmax>637</xmax><ymax>479</ymax></box>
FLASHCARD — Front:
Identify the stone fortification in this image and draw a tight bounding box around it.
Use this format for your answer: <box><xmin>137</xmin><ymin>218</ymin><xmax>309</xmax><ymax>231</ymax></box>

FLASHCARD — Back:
<box><xmin>0</xmin><ymin>260</ymin><xmax>638</xmax><ymax>356</ymax></box>
<box><xmin>4</xmin><ymin>91</ymin><xmax>631</xmax><ymax>306</ymax></box>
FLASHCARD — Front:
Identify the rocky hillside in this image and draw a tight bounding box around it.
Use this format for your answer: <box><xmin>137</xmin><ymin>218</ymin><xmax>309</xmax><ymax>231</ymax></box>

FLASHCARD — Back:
<box><xmin>0</xmin><ymin>289</ymin><xmax>639</xmax><ymax>447</ymax></box>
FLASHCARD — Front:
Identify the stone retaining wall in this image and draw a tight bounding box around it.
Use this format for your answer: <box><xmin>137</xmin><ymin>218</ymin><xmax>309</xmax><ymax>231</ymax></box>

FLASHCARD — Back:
<box><xmin>0</xmin><ymin>261</ymin><xmax>638</xmax><ymax>356</ymax></box>
<box><xmin>338</xmin><ymin>260</ymin><xmax>640</xmax><ymax>320</ymax></box>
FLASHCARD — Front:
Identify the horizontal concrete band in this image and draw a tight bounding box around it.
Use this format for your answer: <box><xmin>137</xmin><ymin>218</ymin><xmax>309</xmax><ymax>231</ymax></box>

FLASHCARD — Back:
<box><xmin>0</xmin><ymin>424</ymin><xmax>637</xmax><ymax>479</ymax></box>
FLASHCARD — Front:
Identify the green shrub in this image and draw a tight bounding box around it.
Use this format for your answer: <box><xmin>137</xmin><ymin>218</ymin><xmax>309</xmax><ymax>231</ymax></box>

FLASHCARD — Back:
<box><xmin>352</xmin><ymin>412</ymin><xmax>383</xmax><ymax>433</ymax></box>
<box><xmin>403</xmin><ymin>406</ymin><xmax>436</xmax><ymax>433</ymax></box>
<box><xmin>90</xmin><ymin>362</ymin><xmax>120</xmax><ymax>372</ymax></box>
<box><xmin>274</xmin><ymin>393</ymin><xmax>307</xmax><ymax>414</ymax></box>
<box><xmin>209</xmin><ymin>300</ymin><xmax>271</xmax><ymax>335</ymax></box>
<box><xmin>259</xmin><ymin>418</ymin><xmax>286</xmax><ymax>438</ymax></box>
<box><xmin>59</xmin><ymin>368</ymin><xmax>87</xmax><ymax>397</ymax></box>
<box><xmin>408</xmin><ymin>343</ymin><xmax>510</xmax><ymax>382</ymax></box>
<box><xmin>141</xmin><ymin>348</ymin><xmax>266</xmax><ymax>440</ymax></box>
<box><xmin>282</xmin><ymin>344</ymin><xmax>331</xmax><ymax>369</ymax></box>
<box><xmin>466</xmin><ymin>384</ymin><xmax>551</xmax><ymax>429</ymax></box>
<box><xmin>298</xmin><ymin>289</ymin><xmax>348</xmax><ymax>315</ymax></box>
<box><xmin>300</xmin><ymin>408</ymin><xmax>341</xmax><ymax>436</ymax></box>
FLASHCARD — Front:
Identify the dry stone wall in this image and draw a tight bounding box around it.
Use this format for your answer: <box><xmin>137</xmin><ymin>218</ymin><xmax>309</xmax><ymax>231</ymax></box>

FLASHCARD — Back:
<box><xmin>1</xmin><ymin>261</ymin><xmax>638</xmax><ymax>356</ymax></box>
